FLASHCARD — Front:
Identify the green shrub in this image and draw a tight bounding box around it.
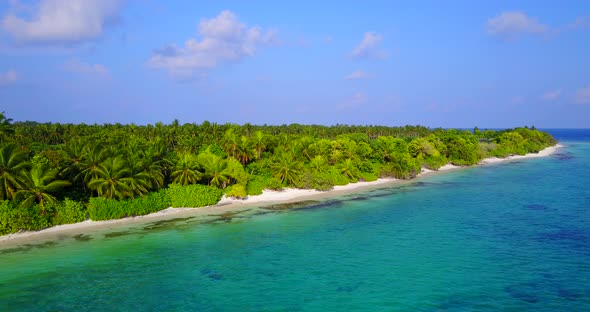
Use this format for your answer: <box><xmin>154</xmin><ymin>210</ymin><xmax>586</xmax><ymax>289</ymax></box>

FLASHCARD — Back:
<box><xmin>310</xmin><ymin>172</ymin><xmax>334</xmax><ymax>191</ymax></box>
<box><xmin>225</xmin><ymin>184</ymin><xmax>248</xmax><ymax>199</ymax></box>
<box><xmin>445</xmin><ymin>136</ymin><xmax>482</xmax><ymax>166</ymax></box>
<box><xmin>359</xmin><ymin>172</ymin><xmax>378</xmax><ymax>182</ymax></box>
<box><xmin>88</xmin><ymin>197</ymin><xmax>129</xmax><ymax>221</ymax></box>
<box><xmin>267</xmin><ymin>177</ymin><xmax>284</xmax><ymax>191</ymax></box>
<box><xmin>51</xmin><ymin>199</ymin><xmax>86</xmax><ymax>225</ymax></box>
<box><xmin>0</xmin><ymin>201</ymin><xmax>51</xmax><ymax>235</ymax></box>
<box><xmin>292</xmin><ymin>171</ymin><xmax>334</xmax><ymax>191</ymax></box>
<box><xmin>326</xmin><ymin>167</ymin><xmax>350</xmax><ymax>186</ymax></box>
<box><xmin>422</xmin><ymin>154</ymin><xmax>448</xmax><ymax>170</ymax></box>
<box><xmin>0</xmin><ymin>200</ymin><xmax>15</xmax><ymax>235</ymax></box>
<box><xmin>88</xmin><ymin>190</ymin><xmax>170</xmax><ymax>221</ymax></box>
<box><xmin>166</xmin><ymin>183</ymin><xmax>223</xmax><ymax>208</ymax></box>
<box><xmin>246</xmin><ymin>175</ymin><xmax>269</xmax><ymax>195</ymax></box>
<box><xmin>487</xmin><ymin>146</ymin><xmax>510</xmax><ymax>158</ymax></box>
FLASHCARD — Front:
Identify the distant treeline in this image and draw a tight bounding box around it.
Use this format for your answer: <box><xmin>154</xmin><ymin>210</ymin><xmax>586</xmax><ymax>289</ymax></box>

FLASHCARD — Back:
<box><xmin>0</xmin><ymin>112</ymin><xmax>556</xmax><ymax>235</ymax></box>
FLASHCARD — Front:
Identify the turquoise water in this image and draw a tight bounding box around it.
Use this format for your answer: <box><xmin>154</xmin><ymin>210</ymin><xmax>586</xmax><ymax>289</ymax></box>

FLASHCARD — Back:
<box><xmin>1</xmin><ymin>139</ymin><xmax>590</xmax><ymax>311</ymax></box>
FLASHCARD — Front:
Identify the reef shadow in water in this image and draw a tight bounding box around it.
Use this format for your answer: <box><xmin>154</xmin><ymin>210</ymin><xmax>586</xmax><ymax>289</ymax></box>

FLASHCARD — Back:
<box><xmin>104</xmin><ymin>230</ymin><xmax>137</xmax><ymax>239</ymax></box>
<box><xmin>206</xmin><ymin>209</ymin><xmax>252</xmax><ymax>223</ymax></box>
<box><xmin>261</xmin><ymin>200</ymin><xmax>345</xmax><ymax>212</ymax></box>
<box><xmin>142</xmin><ymin>217</ymin><xmax>195</xmax><ymax>231</ymax></box>
<box><xmin>524</xmin><ymin>204</ymin><xmax>550</xmax><ymax>211</ymax></box>
<box><xmin>552</xmin><ymin>152</ymin><xmax>574</xmax><ymax>161</ymax></box>
<box><xmin>0</xmin><ymin>240</ymin><xmax>59</xmax><ymax>255</ymax></box>
<box><xmin>336</xmin><ymin>281</ymin><xmax>363</xmax><ymax>293</ymax></box>
<box><xmin>72</xmin><ymin>234</ymin><xmax>93</xmax><ymax>242</ymax></box>
<box><xmin>345</xmin><ymin>195</ymin><xmax>370</xmax><ymax>202</ymax></box>
<box><xmin>505</xmin><ymin>277</ymin><xmax>584</xmax><ymax>304</ymax></box>
<box><xmin>505</xmin><ymin>282</ymin><xmax>542</xmax><ymax>303</ymax></box>
<box><xmin>537</xmin><ymin>228</ymin><xmax>589</xmax><ymax>250</ymax></box>
<box><xmin>200</xmin><ymin>268</ymin><xmax>224</xmax><ymax>281</ymax></box>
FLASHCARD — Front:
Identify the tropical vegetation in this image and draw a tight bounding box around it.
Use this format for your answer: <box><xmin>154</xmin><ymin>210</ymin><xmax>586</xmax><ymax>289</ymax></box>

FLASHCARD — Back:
<box><xmin>0</xmin><ymin>111</ymin><xmax>556</xmax><ymax>235</ymax></box>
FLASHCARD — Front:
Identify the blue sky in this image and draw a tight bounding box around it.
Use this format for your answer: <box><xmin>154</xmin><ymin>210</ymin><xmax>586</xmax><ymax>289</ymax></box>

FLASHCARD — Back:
<box><xmin>0</xmin><ymin>0</ymin><xmax>589</xmax><ymax>128</ymax></box>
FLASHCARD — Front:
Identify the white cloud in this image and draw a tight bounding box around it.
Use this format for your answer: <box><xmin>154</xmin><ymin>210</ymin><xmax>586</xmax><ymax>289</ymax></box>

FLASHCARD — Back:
<box><xmin>62</xmin><ymin>59</ymin><xmax>109</xmax><ymax>76</ymax></box>
<box><xmin>1</xmin><ymin>0</ymin><xmax>121</xmax><ymax>44</ymax></box>
<box><xmin>541</xmin><ymin>89</ymin><xmax>562</xmax><ymax>101</ymax></box>
<box><xmin>566</xmin><ymin>15</ymin><xmax>590</xmax><ymax>30</ymax></box>
<box><xmin>351</xmin><ymin>32</ymin><xmax>387</xmax><ymax>60</ymax></box>
<box><xmin>149</xmin><ymin>10</ymin><xmax>277</xmax><ymax>78</ymax></box>
<box><xmin>352</xmin><ymin>92</ymin><xmax>367</xmax><ymax>105</ymax></box>
<box><xmin>574</xmin><ymin>84</ymin><xmax>590</xmax><ymax>104</ymax></box>
<box><xmin>0</xmin><ymin>70</ymin><xmax>18</xmax><ymax>86</ymax></box>
<box><xmin>344</xmin><ymin>70</ymin><xmax>371</xmax><ymax>80</ymax></box>
<box><xmin>340</xmin><ymin>92</ymin><xmax>367</xmax><ymax>111</ymax></box>
<box><xmin>486</xmin><ymin>11</ymin><xmax>547</xmax><ymax>39</ymax></box>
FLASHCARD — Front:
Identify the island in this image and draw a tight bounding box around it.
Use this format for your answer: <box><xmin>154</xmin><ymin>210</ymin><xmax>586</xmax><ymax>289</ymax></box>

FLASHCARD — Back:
<box><xmin>0</xmin><ymin>112</ymin><xmax>557</xmax><ymax>239</ymax></box>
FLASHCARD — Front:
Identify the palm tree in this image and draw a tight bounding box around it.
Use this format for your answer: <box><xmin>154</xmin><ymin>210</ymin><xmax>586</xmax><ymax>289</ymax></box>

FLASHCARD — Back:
<box><xmin>141</xmin><ymin>140</ymin><xmax>169</xmax><ymax>189</ymax></box>
<box><xmin>270</xmin><ymin>153</ymin><xmax>302</xmax><ymax>185</ymax></box>
<box><xmin>124</xmin><ymin>149</ymin><xmax>153</xmax><ymax>197</ymax></box>
<box><xmin>337</xmin><ymin>158</ymin><xmax>360</xmax><ymax>181</ymax></box>
<box><xmin>61</xmin><ymin>138</ymin><xmax>86</xmax><ymax>179</ymax></box>
<box><xmin>76</xmin><ymin>143</ymin><xmax>110</xmax><ymax>185</ymax></box>
<box><xmin>171</xmin><ymin>152</ymin><xmax>202</xmax><ymax>185</ymax></box>
<box><xmin>235</xmin><ymin>135</ymin><xmax>255</xmax><ymax>165</ymax></box>
<box><xmin>47</xmin><ymin>123</ymin><xmax>63</xmax><ymax>145</ymax></box>
<box><xmin>0</xmin><ymin>112</ymin><xmax>14</xmax><ymax>143</ymax></box>
<box><xmin>252</xmin><ymin>131</ymin><xmax>266</xmax><ymax>159</ymax></box>
<box><xmin>17</xmin><ymin>164</ymin><xmax>71</xmax><ymax>214</ymax></box>
<box><xmin>198</xmin><ymin>152</ymin><xmax>232</xmax><ymax>188</ymax></box>
<box><xmin>0</xmin><ymin>144</ymin><xmax>29</xmax><ymax>200</ymax></box>
<box><xmin>291</xmin><ymin>136</ymin><xmax>314</xmax><ymax>161</ymax></box>
<box><xmin>309</xmin><ymin>139</ymin><xmax>331</xmax><ymax>159</ymax></box>
<box><xmin>87</xmin><ymin>156</ymin><xmax>134</xmax><ymax>200</ymax></box>
<box><xmin>221</xmin><ymin>128</ymin><xmax>239</xmax><ymax>159</ymax></box>
<box><xmin>309</xmin><ymin>155</ymin><xmax>328</xmax><ymax>174</ymax></box>
<box><xmin>207</xmin><ymin>159</ymin><xmax>232</xmax><ymax>188</ymax></box>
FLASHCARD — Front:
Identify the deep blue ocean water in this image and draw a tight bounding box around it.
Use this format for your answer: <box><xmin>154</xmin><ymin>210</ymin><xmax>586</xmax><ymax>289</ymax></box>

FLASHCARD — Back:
<box><xmin>0</xmin><ymin>129</ymin><xmax>589</xmax><ymax>311</ymax></box>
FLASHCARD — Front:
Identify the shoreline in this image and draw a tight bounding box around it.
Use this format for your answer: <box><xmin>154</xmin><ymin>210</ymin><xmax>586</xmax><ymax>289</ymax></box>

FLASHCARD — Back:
<box><xmin>0</xmin><ymin>144</ymin><xmax>563</xmax><ymax>246</ymax></box>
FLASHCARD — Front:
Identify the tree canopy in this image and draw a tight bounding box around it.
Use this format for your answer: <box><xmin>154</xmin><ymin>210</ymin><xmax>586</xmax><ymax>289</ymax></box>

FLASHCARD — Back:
<box><xmin>0</xmin><ymin>114</ymin><xmax>556</xmax><ymax>235</ymax></box>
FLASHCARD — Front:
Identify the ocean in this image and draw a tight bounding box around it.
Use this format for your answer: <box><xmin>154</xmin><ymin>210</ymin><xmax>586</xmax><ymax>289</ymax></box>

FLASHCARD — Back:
<box><xmin>1</xmin><ymin>129</ymin><xmax>589</xmax><ymax>311</ymax></box>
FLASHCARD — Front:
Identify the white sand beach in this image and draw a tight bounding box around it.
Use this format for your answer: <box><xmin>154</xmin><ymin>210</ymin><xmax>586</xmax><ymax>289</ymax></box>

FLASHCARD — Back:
<box><xmin>479</xmin><ymin>144</ymin><xmax>563</xmax><ymax>165</ymax></box>
<box><xmin>0</xmin><ymin>144</ymin><xmax>563</xmax><ymax>245</ymax></box>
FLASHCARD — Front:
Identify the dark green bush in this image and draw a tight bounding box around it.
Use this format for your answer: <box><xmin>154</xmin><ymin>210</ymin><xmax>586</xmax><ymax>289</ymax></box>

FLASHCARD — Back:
<box><xmin>88</xmin><ymin>197</ymin><xmax>129</xmax><ymax>221</ymax></box>
<box><xmin>380</xmin><ymin>154</ymin><xmax>421</xmax><ymax>179</ymax></box>
<box><xmin>225</xmin><ymin>184</ymin><xmax>248</xmax><ymax>199</ymax></box>
<box><xmin>166</xmin><ymin>183</ymin><xmax>223</xmax><ymax>208</ymax></box>
<box><xmin>0</xmin><ymin>200</ymin><xmax>15</xmax><ymax>235</ymax></box>
<box><xmin>292</xmin><ymin>171</ymin><xmax>334</xmax><ymax>191</ymax></box>
<box><xmin>246</xmin><ymin>175</ymin><xmax>269</xmax><ymax>195</ymax></box>
<box><xmin>131</xmin><ymin>190</ymin><xmax>171</xmax><ymax>215</ymax></box>
<box><xmin>359</xmin><ymin>172</ymin><xmax>378</xmax><ymax>182</ymax></box>
<box><xmin>266</xmin><ymin>177</ymin><xmax>284</xmax><ymax>191</ymax></box>
<box><xmin>326</xmin><ymin>167</ymin><xmax>350</xmax><ymax>186</ymax></box>
<box><xmin>88</xmin><ymin>190</ymin><xmax>170</xmax><ymax>221</ymax></box>
<box><xmin>0</xmin><ymin>201</ymin><xmax>51</xmax><ymax>235</ymax></box>
<box><xmin>51</xmin><ymin>199</ymin><xmax>86</xmax><ymax>225</ymax></box>
<box><xmin>310</xmin><ymin>172</ymin><xmax>335</xmax><ymax>191</ymax></box>
<box><xmin>421</xmin><ymin>154</ymin><xmax>448</xmax><ymax>170</ymax></box>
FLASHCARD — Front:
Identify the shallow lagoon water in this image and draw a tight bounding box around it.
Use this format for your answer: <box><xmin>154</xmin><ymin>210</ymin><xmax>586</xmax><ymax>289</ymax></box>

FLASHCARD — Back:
<box><xmin>1</xmin><ymin>134</ymin><xmax>589</xmax><ymax>311</ymax></box>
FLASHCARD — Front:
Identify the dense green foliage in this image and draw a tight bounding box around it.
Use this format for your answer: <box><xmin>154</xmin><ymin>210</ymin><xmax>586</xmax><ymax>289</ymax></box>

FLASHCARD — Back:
<box><xmin>0</xmin><ymin>200</ymin><xmax>51</xmax><ymax>235</ymax></box>
<box><xmin>0</xmin><ymin>111</ymin><xmax>556</xmax><ymax>235</ymax></box>
<box><xmin>88</xmin><ymin>190</ymin><xmax>170</xmax><ymax>221</ymax></box>
<box><xmin>166</xmin><ymin>184</ymin><xmax>223</xmax><ymax>208</ymax></box>
<box><xmin>51</xmin><ymin>199</ymin><xmax>86</xmax><ymax>225</ymax></box>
